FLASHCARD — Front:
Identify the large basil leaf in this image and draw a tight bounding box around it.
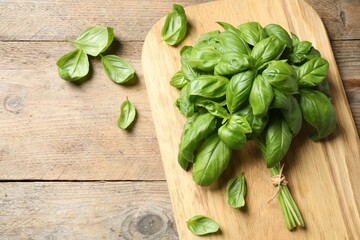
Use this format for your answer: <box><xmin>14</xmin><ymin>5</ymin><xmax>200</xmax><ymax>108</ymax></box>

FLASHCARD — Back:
<box><xmin>161</xmin><ymin>4</ymin><xmax>187</xmax><ymax>46</ymax></box>
<box><xmin>264</xmin><ymin>24</ymin><xmax>292</xmax><ymax>49</ymax></box>
<box><xmin>180</xmin><ymin>46</ymin><xmax>202</xmax><ymax>81</ymax></box>
<box><xmin>249</xmin><ymin>75</ymin><xmax>274</xmax><ymax>117</ymax></box>
<box><xmin>214</xmin><ymin>52</ymin><xmax>254</xmax><ymax>76</ymax></box>
<box><xmin>70</xmin><ymin>26</ymin><xmax>114</xmax><ymax>57</ymax></box>
<box><xmin>251</xmin><ymin>36</ymin><xmax>286</xmax><ymax>69</ymax></box>
<box><xmin>192</xmin><ymin>134</ymin><xmax>232</xmax><ymax>186</ymax></box>
<box><xmin>218</xmin><ymin>114</ymin><xmax>251</xmax><ymax>149</ymax></box>
<box><xmin>290</xmin><ymin>40</ymin><xmax>312</xmax><ymax>64</ymax></box>
<box><xmin>238</xmin><ymin>22</ymin><xmax>268</xmax><ymax>46</ymax></box>
<box><xmin>216</xmin><ymin>30</ymin><xmax>251</xmax><ymax>55</ymax></box>
<box><xmin>170</xmin><ymin>71</ymin><xmax>188</xmax><ymax>89</ymax></box>
<box><xmin>189</xmin><ymin>75</ymin><xmax>228</xmax><ymax>98</ymax></box>
<box><xmin>175</xmin><ymin>83</ymin><xmax>194</xmax><ymax>117</ymax></box>
<box><xmin>299</xmin><ymin>90</ymin><xmax>336</xmax><ymax>141</ymax></box>
<box><xmin>186</xmin><ymin>215</ymin><xmax>220</xmax><ymax>236</ymax></box>
<box><xmin>281</xmin><ymin>96</ymin><xmax>302</xmax><ymax>135</ymax></box>
<box><xmin>179</xmin><ymin>113</ymin><xmax>217</xmax><ymax>163</ymax></box>
<box><xmin>226</xmin><ymin>173</ymin><xmax>247</xmax><ymax>208</ymax></box>
<box><xmin>270</xmin><ymin>88</ymin><xmax>290</xmax><ymax>109</ymax></box>
<box><xmin>117</xmin><ymin>97</ymin><xmax>136</xmax><ymax>129</ymax></box>
<box><xmin>194</xmin><ymin>99</ymin><xmax>230</xmax><ymax>119</ymax></box>
<box><xmin>296</xmin><ymin>57</ymin><xmax>329</xmax><ymax>87</ymax></box>
<box><xmin>194</xmin><ymin>30</ymin><xmax>220</xmax><ymax>49</ymax></box>
<box><xmin>101</xmin><ymin>55</ymin><xmax>135</xmax><ymax>84</ymax></box>
<box><xmin>178</xmin><ymin>113</ymin><xmax>198</xmax><ymax>170</ymax></box>
<box><xmin>263</xmin><ymin>117</ymin><xmax>292</xmax><ymax>168</ymax></box>
<box><xmin>57</xmin><ymin>49</ymin><xmax>89</xmax><ymax>81</ymax></box>
<box><xmin>262</xmin><ymin>60</ymin><xmax>298</xmax><ymax>93</ymax></box>
<box><xmin>226</xmin><ymin>70</ymin><xmax>256</xmax><ymax>114</ymax></box>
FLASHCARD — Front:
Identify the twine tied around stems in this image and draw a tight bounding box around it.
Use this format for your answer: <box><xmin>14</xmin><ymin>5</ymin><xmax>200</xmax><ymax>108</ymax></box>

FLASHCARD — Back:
<box><xmin>267</xmin><ymin>164</ymin><xmax>288</xmax><ymax>204</ymax></box>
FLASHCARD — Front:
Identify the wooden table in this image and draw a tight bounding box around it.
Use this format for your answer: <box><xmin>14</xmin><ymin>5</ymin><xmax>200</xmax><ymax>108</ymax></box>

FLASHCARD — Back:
<box><xmin>0</xmin><ymin>0</ymin><xmax>359</xmax><ymax>239</ymax></box>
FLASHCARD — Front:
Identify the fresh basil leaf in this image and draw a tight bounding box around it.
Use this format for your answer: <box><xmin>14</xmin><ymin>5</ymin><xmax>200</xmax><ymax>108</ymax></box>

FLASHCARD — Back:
<box><xmin>306</xmin><ymin>47</ymin><xmax>321</xmax><ymax>60</ymax></box>
<box><xmin>180</xmin><ymin>46</ymin><xmax>202</xmax><ymax>81</ymax></box>
<box><xmin>226</xmin><ymin>173</ymin><xmax>247</xmax><ymax>208</ymax></box>
<box><xmin>117</xmin><ymin>97</ymin><xmax>136</xmax><ymax>129</ymax></box>
<box><xmin>238</xmin><ymin>22</ymin><xmax>268</xmax><ymax>46</ymax></box>
<box><xmin>70</xmin><ymin>26</ymin><xmax>114</xmax><ymax>57</ymax></box>
<box><xmin>299</xmin><ymin>89</ymin><xmax>336</xmax><ymax>141</ymax></box>
<box><xmin>194</xmin><ymin>99</ymin><xmax>230</xmax><ymax>119</ymax></box>
<box><xmin>189</xmin><ymin>75</ymin><xmax>228</xmax><ymax>98</ymax></box>
<box><xmin>216</xmin><ymin>30</ymin><xmax>251</xmax><ymax>55</ymax></box>
<box><xmin>264</xmin><ymin>23</ymin><xmax>292</xmax><ymax>49</ymax></box>
<box><xmin>297</xmin><ymin>57</ymin><xmax>329</xmax><ymax>87</ymax></box>
<box><xmin>251</xmin><ymin>36</ymin><xmax>286</xmax><ymax>69</ymax></box>
<box><xmin>214</xmin><ymin>52</ymin><xmax>254</xmax><ymax>76</ymax></box>
<box><xmin>290</xmin><ymin>40</ymin><xmax>312</xmax><ymax>64</ymax></box>
<box><xmin>262</xmin><ymin>60</ymin><xmax>298</xmax><ymax>93</ymax></box>
<box><xmin>249</xmin><ymin>75</ymin><xmax>274</xmax><ymax>117</ymax></box>
<box><xmin>161</xmin><ymin>4</ymin><xmax>187</xmax><ymax>46</ymax></box>
<box><xmin>270</xmin><ymin>88</ymin><xmax>291</xmax><ymax>109</ymax></box>
<box><xmin>57</xmin><ymin>49</ymin><xmax>89</xmax><ymax>81</ymax></box>
<box><xmin>101</xmin><ymin>55</ymin><xmax>135</xmax><ymax>84</ymax></box>
<box><xmin>188</xmin><ymin>46</ymin><xmax>222</xmax><ymax>71</ymax></box>
<box><xmin>186</xmin><ymin>215</ymin><xmax>220</xmax><ymax>236</ymax></box>
<box><xmin>194</xmin><ymin>30</ymin><xmax>220</xmax><ymax>49</ymax></box>
<box><xmin>281</xmin><ymin>96</ymin><xmax>302</xmax><ymax>135</ymax></box>
<box><xmin>192</xmin><ymin>134</ymin><xmax>231</xmax><ymax>186</ymax></box>
<box><xmin>170</xmin><ymin>71</ymin><xmax>188</xmax><ymax>89</ymax></box>
<box><xmin>176</xmin><ymin>83</ymin><xmax>194</xmax><ymax>117</ymax></box>
<box><xmin>226</xmin><ymin>70</ymin><xmax>256</xmax><ymax>114</ymax></box>
<box><xmin>291</xmin><ymin>33</ymin><xmax>300</xmax><ymax>47</ymax></box>
<box><xmin>218</xmin><ymin>114</ymin><xmax>251</xmax><ymax>149</ymax></box>
<box><xmin>315</xmin><ymin>79</ymin><xmax>330</xmax><ymax>96</ymax></box>
<box><xmin>237</xmin><ymin>105</ymin><xmax>268</xmax><ymax>138</ymax></box>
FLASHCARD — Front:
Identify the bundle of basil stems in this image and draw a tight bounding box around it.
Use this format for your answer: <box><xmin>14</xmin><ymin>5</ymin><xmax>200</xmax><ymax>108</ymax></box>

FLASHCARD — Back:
<box><xmin>168</xmin><ymin>18</ymin><xmax>336</xmax><ymax>231</ymax></box>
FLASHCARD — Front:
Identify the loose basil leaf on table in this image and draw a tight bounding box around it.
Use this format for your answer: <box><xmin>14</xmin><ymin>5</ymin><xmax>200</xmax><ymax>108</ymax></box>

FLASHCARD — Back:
<box><xmin>101</xmin><ymin>55</ymin><xmax>135</xmax><ymax>84</ymax></box>
<box><xmin>170</xmin><ymin>71</ymin><xmax>188</xmax><ymax>89</ymax></box>
<box><xmin>57</xmin><ymin>49</ymin><xmax>89</xmax><ymax>81</ymax></box>
<box><xmin>251</xmin><ymin>36</ymin><xmax>286</xmax><ymax>69</ymax></box>
<box><xmin>218</xmin><ymin>114</ymin><xmax>251</xmax><ymax>149</ymax></box>
<box><xmin>188</xmin><ymin>75</ymin><xmax>228</xmax><ymax>98</ymax></box>
<box><xmin>69</xmin><ymin>26</ymin><xmax>114</xmax><ymax>57</ymax></box>
<box><xmin>249</xmin><ymin>75</ymin><xmax>274</xmax><ymax>117</ymax></box>
<box><xmin>186</xmin><ymin>215</ymin><xmax>220</xmax><ymax>236</ymax></box>
<box><xmin>178</xmin><ymin>113</ymin><xmax>217</xmax><ymax>163</ymax></box>
<box><xmin>296</xmin><ymin>57</ymin><xmax>329</xmax><ymax>87</ymax></box>
<box><xmin>281</xmin><ymin>96</ymin><xmax>302</xmax><ymax>135</ymax></box>
<box><xmin>226</xmin><ymin>173</ymin><xmax>247</xmax><ymax>208</ymax></box>
<box><xmin>214</xmin><ymin>52</ymin><xmax>254</xmax><ymax>76</ymax></box>
<box><xmin>264</xmin><ymin>23</ymin><xmax>292</xmax><ymax>49</ymax></box>
<box><xmin>161</xmin><ymin>4</ymin><xmax>187</xmax><ymax>46</ymax></box>
<box><xmin>194</xmin><ymin>99</ymin><xmax>230</xmax><ymax>119</ymax></box>
<box><xmin>216</xmin><ymin>30</ymin><xmax>251</xmax><ymax>55</ymax></box>
<box><xmin>299</xmin><ymin>89</ymin><xmax>336</xmax><ymax>141</ymax></box>
<box><xmin>192</xmin><ymin>134</ymin><xmax>231</xmax><ymax>186</ymax></box>
<box><xmin>238</xmin><ymin>22</ymin><xmax>268</xmax><ymax>46</ymax></box>
<box><xmin>117</xmin><ymin>97</ymin><xmax>136</xmax><ymax>130</ymax></box>
<box><xmin>188</xmin><ymin>46</ymin><xmax>222</xmax><ymax>71</ymax></box>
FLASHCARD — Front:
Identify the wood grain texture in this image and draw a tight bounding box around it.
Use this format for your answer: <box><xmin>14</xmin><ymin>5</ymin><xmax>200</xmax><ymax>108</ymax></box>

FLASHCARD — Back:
<box><xmin>142</xmin><ymin>0</ymin><xmax>360</xmax><ymax>239</ymax></box>
<box><xmin>0</xmin><ymin>181</ymin><xmax>177</xmax><ymax>239</ymax></box>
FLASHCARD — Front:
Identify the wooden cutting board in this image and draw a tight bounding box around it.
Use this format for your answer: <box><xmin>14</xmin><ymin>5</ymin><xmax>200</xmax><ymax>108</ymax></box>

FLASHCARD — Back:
<box><xmin>142</xmin><ymin>0</ymin><xmax>360</xmax><ymax>238</ymax></box>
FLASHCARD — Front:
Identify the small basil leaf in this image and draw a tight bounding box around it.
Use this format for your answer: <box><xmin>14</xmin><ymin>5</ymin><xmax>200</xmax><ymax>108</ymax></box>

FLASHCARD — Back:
<box><xmin>188</xmin><ymin>46</ymin><xmax>222</xmax><ymax>71</ymax></box>
<box><xmin>101</xmin><ymin>55</ymin><xmax>135</xmax><ymax>84</ymax></box>
<box><xmin>192</xmin><ymin>134</ymin><xmax>231</xmax><ymax>186</ymax></box>
<box><xmin>226</xmin><ymin>173</ymin><xmax>247</xmax><ymax>208</ymax></box>
<box><xmin>214</xmin><ymin>52</ymin><xmax>254</xmax><ymax>76</ymax></box>
<box><xmin>194</xmin><ymin>30</ymin><xmax>220</xmax><ymax>49</ymax></box>
<box><xmin>291</xmin><ymin>33</ymin><xmax>300</xmax><ymax>47</ymax></box>
<box><xmin>251</xmin><ymin>36</ymin><xmax>286</xmax><ymax>69</ymax></box>
<box><xmin>281</xmin><ymin>96</ymin><xmax>302</xmax><ymax>135</ymax></box>
<box><xmin>180</xmin><ymin>46</ymin><xmax>203</xmax><ymax>81</ymax></box>
<box><xmin>195</xmin><ymin>100</ymin><xmax>230</xmax><ymax>119</ymax></box>
<box><xmin>57</xmin><ymin>49</ymin><xmax>89</xmax><ymax>81</ymax></box>
<box><xmin>189</xmin><ymin>75</ymin><xmax>228</xmax><ymax>98</ymax></box>
<box><xmin>175</xmin><ymin>83</ymin><xmax>194</xmax><ymax>117</ymax></box>
<box><xmin>238</xmin><ymin>22</ymin><xmax>268</xmax><ymax>46</ymax></box>
<box><xmin>264</xmin><ymin>23</ymin><xmax>292</xmax><ymax>49</ymax></box>
<box><xmin>249</xmin><ymin>75</ymin><xmax>274</xmax><ymax>117</ymax></box>
<box><xmin>306</xmin><ymin>47</ymin><xmax>321</xmax><ymax>59</ymax></box>
<box><xmin>70</xmin><ymin>26</ymin><xmax>114</xmax><ymax>57</ymax></box>
<box><xmin>161</xmin><ymin>4</ymin><xmax>187</xmax><ymax>46</ymax></box>
<box><xmin>186</xmin><ymin>215</ymin><xmax>220</xmax><ymax>236</ymax></box>
<box><xmin>315</xmin><ymin>79</ymin><xmax>330</xmax><ymax>96</ymax></box>
<box><xmin>236</xmin><ymin>105</ymin><xmax>268</xmax><ymax>138</ymax></box>
<box><xmin>290</xmin><ymin>40</ymin><xmax>312</xmax><ymax>64</ymax></box>
<box><xmin>262</xmin><ymin>60</ymin><xmax>298</xmax><ymax>93</ymax></box>
<box><xmin>218</xmin><ymin>115</ymin><xmax>251</xmax><ymax>149</ymax></box>
<box><xmin>170</xmin><ymin>71</ymin><xmax>188</xmax><ymax>89</ymax></box>
<box><xmin>297</xmin><ymin>57</ymin><xmax>329</xmax><ymax>87</ymax></box>
<box><xmin>226</xmin><ymin>70</ymin><xmax>256</xmax><ymax>114</ymax></box>
<box><xmin>117</xmin><ymin>97</ymin><xmax>136</xmax><ymax>129</ymax></box>
<box><xmin>299</xmin><ymin>90</ymin><xmax>336</xmax><ymax>141</ymax></box>
<box><xmin>270</xmin><ymin>88</ymin><xmax>291</xmax><ymax>109</ymax></box>
<box><xmin>216</xmin><ymin>30</ymin><xmax>251</xmax><ymax>55</ymax></box>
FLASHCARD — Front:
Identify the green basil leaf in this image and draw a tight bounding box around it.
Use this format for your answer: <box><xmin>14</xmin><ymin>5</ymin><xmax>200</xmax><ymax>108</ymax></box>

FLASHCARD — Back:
<box><xmin>192</xmin><ymin>134</ymin><xmax>231</xmax><ymax>186</ymax></box>
<box><xmin>262</xmin><ymin>60</ymin><xmax>298</xmax><ymax>93</ymax></box>
<box><xmin>249</xmin><ymin>75</ymin><xmax>274</xmax><ymax>117</ymax></box>
<box><xmin>180</xmin><ymin>46</ymin><xmax>202</xmax><ymax>81</ymax></box>
<box><xmin>237</xmin><ymin>105</ymin><xmax>268</xmax><ymax>138</ymax></box>
<box><xmin>263</xmin><ymin>117</ymin><xmax>292</xmax><ymax>168</ymax></box>
<box><xmin>70</xmin><ymin>26</ymin><xmax>114</xmax><ymax>57</ymax></box>
<box><xmin>281</xmin><ymin>96</ymin><xmax>302</xmax><ymax>135</ymax></box>
<box><xmin>214</xmin><ymin>52</ymin><xmax>254</xmax><ymax>76</ymax></box>
<box><xmin>175</xmin><ymin>83</ymin><xmax>194</xmax><ymax>117</ymax></box>
<box><xmin>194</xmin><ymin>30</ymin><xmax>220</xmax><ymax>49</ymax></box>
<box><xmin>117</xmin><ymin>97</ymin><xmax>136</xmax><ymax>129</ymax></box>
<box><xmin>101</xmin><ymin>55</ymin><xmax>135</xmax><ymax>84</ymax></box>
<box><xmin>188</xmin><ymin>46</ymin><xmax>222</xmax><ymax>71</ymax></box>
<box><xmin>251</xmin><ymin>36</ymin><xmax>286</xmax><ymax>69</ymax></box>
<box><xmin>238</xmin><ymin>22</ymin><xmax>268</xmax><ymax>46</ymax></box>
<box><xmin>306</xmin><ymin>47</ymin><xmax>321</xmax><ymax>59</ymax></box>
<box><xmin>270</xmin><ymin>88</ymin><xmax>291</xmax><ymax>109</ymax></box>
<box><xmin>290</xmin><ymin>40</ymin><xmax>312</xmax><ymax>64</ymax></box>
<box><xmin>299</xmin><ymin>90</ymin><xmax>336</xmax><ymax>141</ymax></box>
<box><xmin>264</xmin><ymin>23</ymin><xmax>292</xmax><ymax>49</ymax></box>
<box><xmin>216</xmin><ymin>30</ymin><xmax>251</xmax><ymax>55</ymax></box>
<box><xmin>57</xmin><ymin>49</ymin><xmax>89</xmax><ymax>81</ymax></box>
<box><xmin>189</xmin><ymin>75</ymin><xmax>228</xmax><ymax>98</ymax></box>
<box><xmin>315</xmin><ymin>79</ymin><xmax>330</xmax><ymax>96</ymax></box>
<box><xmin>161</xmin><ymin>4</ymin><xmax>187</xmax><ymax>46</ymax></box>
<box><xmin>218</xmin><ymin>115</ymin><xmax>251</xmax><ymax>149</ymax></box>
<box><xmin>194</xmin><ymin>99</ymin><xmax>230</xmax><ymax>119</ymax></box>
<box><xmin>291</xmin><ymin>33</ymin><xmax>300</xmax><ymax>47</ymax></box>
<box><xmin>226</xmin><ymin>173</ymin><xmax>247</xmax><ymax>208</ymax></box>
<box><xmin>179</xmin><ymin>113</ymin><xmax>217</xmax><ymax>162</ymax></box>
<box><xmin>170</xmin><ymin>71</ymin><xmax>188</xmax><ymax>89</ymax></box>
<box><xmin>226</xmin><ymin>70</ymin><xmax>256</xmax><ymax>114</ymax></box>
<box><xmin>297</xmin><ymin>57</ymin><xmax>329</xmax><ymax>87</ymax></box>
<box><xmin>187</xmin><ymin>215</ymin><xmax>220</xmax><ymax>236</ymax></box>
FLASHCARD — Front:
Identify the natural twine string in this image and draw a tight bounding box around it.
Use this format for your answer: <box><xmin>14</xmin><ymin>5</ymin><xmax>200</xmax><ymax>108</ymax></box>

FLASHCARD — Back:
<box><xmin>267</xmin><ymin>164</ymin><xmax>288</xmax><ymax>204</ymax></box>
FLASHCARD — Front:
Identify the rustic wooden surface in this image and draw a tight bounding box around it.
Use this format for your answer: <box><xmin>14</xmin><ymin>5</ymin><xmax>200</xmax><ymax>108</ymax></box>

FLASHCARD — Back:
<box><xmin>0</xmin><ymin>0</ymin><xmax>359</xmax><ymax>239</ymax></box>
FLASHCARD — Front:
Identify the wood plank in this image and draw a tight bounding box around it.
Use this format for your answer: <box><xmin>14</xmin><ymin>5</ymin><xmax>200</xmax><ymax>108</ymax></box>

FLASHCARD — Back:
<box><xmin>0</xmin><ymin>0</ymin><xmax>359</xmax><ymax>41</ymax></box>
<box><xmin>142</xmin><ymin>0</ymin><xmax>360</xmax><ymax>239</ymax></box>
<box><xmin>0</xmin><ymin>181</ymin><xmax>177</xmax><ymax>239</ymax></box>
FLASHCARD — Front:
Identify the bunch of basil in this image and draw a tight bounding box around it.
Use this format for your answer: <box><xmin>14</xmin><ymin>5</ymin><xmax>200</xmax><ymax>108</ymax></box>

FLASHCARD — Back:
<box><xmin>171</xmin><ymin>21</ymin><xmax>336</xmax><ymax>230</ymax></box>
